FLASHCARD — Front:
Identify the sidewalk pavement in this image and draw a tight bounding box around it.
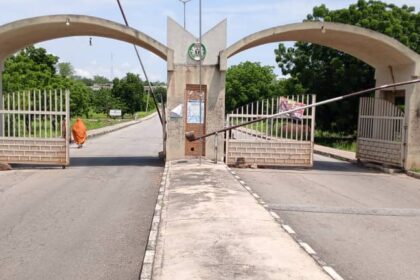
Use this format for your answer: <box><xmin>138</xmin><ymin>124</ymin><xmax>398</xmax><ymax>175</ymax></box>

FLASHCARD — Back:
<box><xmin>151</xmin><ymin>160</ymin><xmax>331</xmax><ymax>280</ymax></box>
<box><xmin>314</xmin><ymin>144</ymin><xmax>356</xmax><ymax>162</ymax></box>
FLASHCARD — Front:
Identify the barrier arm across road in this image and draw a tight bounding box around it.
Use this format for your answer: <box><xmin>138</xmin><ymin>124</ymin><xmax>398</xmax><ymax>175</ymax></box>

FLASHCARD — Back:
<box><xmin>186</xmin><ymin>79</ymin><xmax>420</xmax><ymax>142</ymax></box>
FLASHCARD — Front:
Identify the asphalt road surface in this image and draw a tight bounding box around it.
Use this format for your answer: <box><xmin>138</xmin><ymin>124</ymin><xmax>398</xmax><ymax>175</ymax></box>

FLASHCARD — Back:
<box><xmin>0</xmin><ymin>116</ymin><xmax>163</xmax><ymax>280</ymax></box>
<box><xmin>236</xmin><ymin>155</ymin><xmax>420</xmax><ymax>280</ymax></box>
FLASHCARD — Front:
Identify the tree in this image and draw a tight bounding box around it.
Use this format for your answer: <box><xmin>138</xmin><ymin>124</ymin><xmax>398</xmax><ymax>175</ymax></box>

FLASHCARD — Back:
<box><xmin>112</xmin><ymin>73</ymin><xmax>145</xmax><ymax>115</ymax></box>
<box><xmin>57</xmin><ymin>62</ymin><xmax>74</xmax><ymax>78</ymax></box>
<box><xmin>90</xmin><ymin>88</ymin><xmax>126</xmax><ymax>114</ymax></box>
<box><xmin>226</xmin><ymin>62</ymin><xmax>277</xmax><ymax>113</ymax></box>
<box><xmin>3</xmin><ymin>46</ymin><xmax>91</xmax><ymax>117</ymax></box>
<box><xmin>3</xmin><ymin>46</ymin><xmax>59</xmax><ymax>93</ymax></box>
<box><xmin>275</xmin><ymin>0</ymin><xmax>420</xmax><ymax>133</ymax></box>
<box><xmin>93</xmin><ymin>75</ymin><xmax>110</xmax><ymax>84</ymax></box>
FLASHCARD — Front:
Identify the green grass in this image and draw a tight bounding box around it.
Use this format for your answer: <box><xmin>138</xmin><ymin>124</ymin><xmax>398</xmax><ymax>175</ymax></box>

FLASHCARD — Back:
<box><xmin>411</xmin><ymin>168</ymin><xmax>420</xmax><ymax>173</ymax></box>
<box><xmin>315</xmin><ymin>130</ymin><xmax>357</xmax><ymax>153</ymax></box>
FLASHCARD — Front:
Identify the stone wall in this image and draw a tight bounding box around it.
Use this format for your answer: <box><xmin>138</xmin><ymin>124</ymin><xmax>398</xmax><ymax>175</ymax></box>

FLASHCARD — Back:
<box><xmin>0</xmin><ymin>138</ymin><xmax>68</xmax><ymax>165</ymax></box>
<box><xmin>227</xmin><ymin>140</ymin><xmax>312</xmax><ymax>167</ymax></box>
<box><xmin>356</xmin><ymin>139</ymin><xmax>402</xmax><ymax>167</ymax></box>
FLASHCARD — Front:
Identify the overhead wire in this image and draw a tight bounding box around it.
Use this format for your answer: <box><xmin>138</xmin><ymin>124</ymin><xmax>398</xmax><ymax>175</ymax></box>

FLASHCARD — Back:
<box><xmin>115</xmin><ymin>0</ymin><xmax>165</xmax><ymax>126</ymax></box>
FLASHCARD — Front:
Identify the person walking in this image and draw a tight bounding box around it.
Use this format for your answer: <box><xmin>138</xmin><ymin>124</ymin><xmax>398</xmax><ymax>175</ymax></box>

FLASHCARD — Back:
<box><xmin>72</xmin><ymin>118</ymin><xmax>87</xmax><ymax>148</ymax></box>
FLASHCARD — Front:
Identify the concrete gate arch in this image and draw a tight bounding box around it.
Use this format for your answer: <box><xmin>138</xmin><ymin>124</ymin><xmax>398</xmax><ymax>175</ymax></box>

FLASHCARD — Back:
<box><xmin>219</xmin><ymin>21</ymin><xmax>420</xmax><ymax>169</ymax></box>
<box><xmin>0</xmin><ymin>14</ymin><xmax>171</xmax><ymax>61</ymax></box>
<box><xmin>0</xmin><ymin>14</ymin><xmax>173</xmax><ymax>166</ymax></box>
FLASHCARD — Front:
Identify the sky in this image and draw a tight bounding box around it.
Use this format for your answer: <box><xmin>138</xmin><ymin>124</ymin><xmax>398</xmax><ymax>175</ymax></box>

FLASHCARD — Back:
<box><xmin>0</xmin><ymin>0</ymin><xmax>419</xmax><ymax>82</ymax></box>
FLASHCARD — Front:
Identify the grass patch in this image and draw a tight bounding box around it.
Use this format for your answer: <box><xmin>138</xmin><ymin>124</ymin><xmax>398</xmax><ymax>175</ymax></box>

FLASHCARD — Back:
<box><xmin>315</xmin><ymin>130</ymin><xmax>357</xmax><ymax>153</ymax></box>
<box><xmin>411</xmin><ymin>168</ymin><xmax>420</xmax><ymax>173</ymax></box>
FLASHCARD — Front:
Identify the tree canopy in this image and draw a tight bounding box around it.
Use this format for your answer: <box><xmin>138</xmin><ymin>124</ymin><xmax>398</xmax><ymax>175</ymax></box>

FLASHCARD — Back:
<box><xmin>225</xmin><ymin>61</ymin><xmax>305</xmax><ymax>113</ymax></box>
<box><xmin>112</xmin><ymin>73</ymin><xmax>145</xmax><ymax>115</ymax></box>
<box><xmin>274</xmin><ymin>0</ymin><xmax>419</xmax><ymax>133</ymax></box>
<box><xmin>2</xmin><ymin>46</ymin><xmax>157</xmax><ymax>117</ymax></box>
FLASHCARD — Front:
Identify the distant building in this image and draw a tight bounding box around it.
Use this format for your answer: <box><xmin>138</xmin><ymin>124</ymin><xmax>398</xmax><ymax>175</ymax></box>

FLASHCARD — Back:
<box><xmin>90</xmin><ymin>83</ymin><xmax>113</xmax><ymax>91</ymax></box>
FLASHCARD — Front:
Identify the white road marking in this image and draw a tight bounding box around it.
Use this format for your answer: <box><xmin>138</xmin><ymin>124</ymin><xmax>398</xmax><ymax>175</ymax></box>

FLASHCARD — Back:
<box><xmin>270</xmin><ymin>211</ymin><xmax>280</xmax><ymax>219</ymax></box>
<box><xmin>299</xmin><ymin>242</ymin><xmax>316</xmax><ymax>255</ymax></box>
<box><xmin>282</xmin><ymin>225</ymin><xmax>296</xmax><ymax>234</ymax></box>
<box><xmin>323</xmin><ymin>266</ymin><xmax>344</xmax><ymax>280</ymax></box>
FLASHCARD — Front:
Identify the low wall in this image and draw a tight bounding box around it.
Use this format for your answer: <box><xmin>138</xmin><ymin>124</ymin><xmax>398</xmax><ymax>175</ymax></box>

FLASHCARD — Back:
<box><xmin>356</xmin><ymin>138</ymin><xmax>403</xmax><ymax>167</ymax></box>
<box><xmin>227</xmin><ymin>140</ymin><xmax>312</xmax><ymax>167</ymax></box>
<box><xmin>0</xmin><ymin>138</ymin><xmax>68</xmax><ymax>165</ymax></box>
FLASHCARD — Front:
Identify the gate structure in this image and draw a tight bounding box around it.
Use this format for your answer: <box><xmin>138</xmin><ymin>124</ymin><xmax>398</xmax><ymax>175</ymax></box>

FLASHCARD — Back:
<box><xmin>357</xmin><ymin>97</ymin><xmax>405</xmax><ymax>167</ymax></box>
<box><xmin>0</xmin><ymin>90</ymin><xmax>70</xmax><ymax>166</ymax></box>
<box><xmin>226</xmin><ymin>94</ymin><xmax>316</xmax><ymax>167</ymax></box>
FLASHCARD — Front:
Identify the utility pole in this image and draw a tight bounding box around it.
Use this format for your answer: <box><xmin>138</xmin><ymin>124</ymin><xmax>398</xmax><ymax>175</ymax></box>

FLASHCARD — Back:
<box><xmin>198</xmin><ymin>0</ymin><xmax>203</xmax><ymax>164</ymax></box>
<box><xmin>178</xmin><ymin>0</ymin><xmax>192</xmax><ymax>29</ymax></box>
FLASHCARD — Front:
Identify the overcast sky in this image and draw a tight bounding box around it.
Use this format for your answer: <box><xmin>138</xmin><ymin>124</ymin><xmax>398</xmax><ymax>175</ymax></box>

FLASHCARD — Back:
<box><xmin>0</xmin><ymin>0</ymin><xmax>419</xmax><ymax>82</ymax></box>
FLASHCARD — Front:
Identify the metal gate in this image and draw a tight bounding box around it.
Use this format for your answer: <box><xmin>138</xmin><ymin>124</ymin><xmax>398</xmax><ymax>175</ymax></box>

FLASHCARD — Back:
<box><xmin>357</xmin><ymin>97</ymin><xmax>405</xmax><ymax>167</ymax></box>
<box><xmin>0</xmin><ymin>89</ymin><xmax>70</xmax><ymax>166</ymax></box>
<box><xmin>226</xmin><ymin>94</ymin><xmax>316</xmax><ymax>167</ymax></box>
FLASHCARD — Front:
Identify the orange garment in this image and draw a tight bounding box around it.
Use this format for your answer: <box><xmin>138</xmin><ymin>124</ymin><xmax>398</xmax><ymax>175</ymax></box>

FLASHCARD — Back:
<box><xmin>72</xmin><ymin>118</ymin><xmax>87</xmax><ymax>145</ymax></box>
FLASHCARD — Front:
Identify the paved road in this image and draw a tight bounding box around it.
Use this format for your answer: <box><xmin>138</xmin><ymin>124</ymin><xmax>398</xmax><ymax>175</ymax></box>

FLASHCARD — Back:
<box><xmin>0</xmin><ymin>116</ymin><xmax>163</xmax><ymax>280</ymax></box>
<box><xmin>236</xmin><ymin>155</ymin><xmax>420</xmax><ymax>280</ymax></box>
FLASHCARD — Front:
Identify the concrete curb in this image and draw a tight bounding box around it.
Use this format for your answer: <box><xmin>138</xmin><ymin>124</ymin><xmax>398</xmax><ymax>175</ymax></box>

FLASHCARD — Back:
<box><xmin>406</xmin><ymin>170</ymin><xmax>420</xmax><ymax>180</ymax></box>
<box><xmin>314</xmin><ymin>147</ymin><xmax>404</xmax><ymax>175</ymax></box>
<box><xmin>139</xmin><ymin>162</ymin><xmax>169</xmax><ymax>280</ymax></box>
<box><xmin>314</xmin><ymin>149</ymin><xmax>356</xmax><ymax>164</ymax></box>
<box><xmin>225</xmin><ymin>165</ymin><xmax>344</xmax><ymax>280</ymax></box>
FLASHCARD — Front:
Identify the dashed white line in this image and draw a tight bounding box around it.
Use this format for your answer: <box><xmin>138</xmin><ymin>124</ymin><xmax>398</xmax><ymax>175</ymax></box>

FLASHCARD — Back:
<box><xmin>299</xmin><ymin>242</ymin><xmax>316</xmax><ymax>255</ymax></box>
<box><xmin>282</xmin><ymin>224</ymin><xmax>296</xmax><ymax>234</ymax></box>
<box><xmin>270</xmin><ymin>211</ymin><xmax>280</xmax><ymax>219</ymax></box>
<box><xmin>323</xmin><ymin>266</ymin><xmax>344</xmax><ymax>280</ymax></box>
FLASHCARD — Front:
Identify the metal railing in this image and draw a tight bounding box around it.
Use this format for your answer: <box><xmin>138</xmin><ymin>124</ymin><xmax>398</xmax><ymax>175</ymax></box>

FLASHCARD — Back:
<box><xmin>0</xmin><ymin>89</ymin><xmax>69</xmax><ymax>138</ymax></box>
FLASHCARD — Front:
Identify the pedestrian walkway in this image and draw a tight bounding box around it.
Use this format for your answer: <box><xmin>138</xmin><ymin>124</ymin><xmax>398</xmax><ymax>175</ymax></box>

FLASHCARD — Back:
<box><xmin>151</xmin><ymin>160</ymin><xmax>330</xmax><ymax>280</ymax></box>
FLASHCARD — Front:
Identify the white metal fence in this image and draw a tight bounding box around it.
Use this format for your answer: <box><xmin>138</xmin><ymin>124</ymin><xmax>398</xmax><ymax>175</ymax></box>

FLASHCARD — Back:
<box><xmin>226</xmin><ymin>94</ymin><xmax>316</xmax><ymax>167</ymax></box>
<box><xmin>357</xmin><ymin>97</ymin><xmax>405</xmax><ymax>167</ymax></box>
<box><xmin>0</xmin><ymin>90</ymin><xmax>70</xmax><ymax>166</ymax></box>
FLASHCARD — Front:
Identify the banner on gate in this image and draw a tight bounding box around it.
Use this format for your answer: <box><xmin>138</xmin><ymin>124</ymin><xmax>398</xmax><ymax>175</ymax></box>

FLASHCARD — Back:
<box><xmin>279</xmin><ymin>97</ymin><xmax>305</xmax><ymax>120</ymax></box>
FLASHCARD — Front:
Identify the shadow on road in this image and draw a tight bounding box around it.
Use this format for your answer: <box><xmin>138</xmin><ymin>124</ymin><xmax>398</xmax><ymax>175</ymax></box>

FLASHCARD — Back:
<box><xmin>70</xmin><ymin>156</ymin><xmax>164</xmax><ymax>167</ymax></box>
<box><xmin>312</xmin><ymin>159</ymin><xmax>378</xmax><ymax>173</ymax></box>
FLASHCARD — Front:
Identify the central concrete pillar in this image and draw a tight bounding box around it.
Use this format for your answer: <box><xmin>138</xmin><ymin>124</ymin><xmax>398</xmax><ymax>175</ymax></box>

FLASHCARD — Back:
<box><xmin>166</xmin><ymin>18</ymin><xmax>226</xmax><ymax>161</ymax></box>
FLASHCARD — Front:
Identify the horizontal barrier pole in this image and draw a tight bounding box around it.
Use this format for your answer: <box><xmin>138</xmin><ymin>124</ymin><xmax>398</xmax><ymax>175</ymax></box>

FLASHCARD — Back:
<box><xmin>186</xmin><ymin>78</ymin><xmax>420</xmax><ymax>142</ymax></box>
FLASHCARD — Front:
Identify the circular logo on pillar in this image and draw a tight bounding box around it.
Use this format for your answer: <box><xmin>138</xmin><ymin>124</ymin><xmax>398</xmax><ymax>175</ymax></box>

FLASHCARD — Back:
<box><xmin>188</xmin><ymin>43</ymin><xmax>207</xmax><ymax>61</ymax></box>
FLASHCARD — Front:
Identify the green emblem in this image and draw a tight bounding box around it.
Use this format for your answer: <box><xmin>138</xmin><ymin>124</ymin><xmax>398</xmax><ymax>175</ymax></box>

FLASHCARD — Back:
<box><xmin>188</xmin><ymin>43</ymin><xmax>207</xmax><ymax>61</ymax></box>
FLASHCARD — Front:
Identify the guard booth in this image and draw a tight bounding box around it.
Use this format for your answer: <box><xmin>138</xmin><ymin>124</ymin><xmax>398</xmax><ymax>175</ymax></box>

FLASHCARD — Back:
<box><xmin>0</xmin><ymin>89</ymin><xmax>70</xmax><ymax>167</ymax></box>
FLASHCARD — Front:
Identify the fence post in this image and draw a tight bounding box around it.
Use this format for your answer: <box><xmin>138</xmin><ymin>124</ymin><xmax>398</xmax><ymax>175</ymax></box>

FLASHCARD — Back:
<box><xmin>310</xmin><ymin>94</ymin><xmax>316</xmax><ymax>166</ymax></box>
<box><xmin>0</xmin><ymin>59</ymin><xmax>4</xmax><ymax>137</ymax></box>
<box><xmin>214</xmin><ymin>132</ymin><xmax>218</xmax><ymax>164</ymax></box>
<box><xmin>65</xmin><ymin>90</ymin><xmax>70</xmax><ymax>166</ymax></box>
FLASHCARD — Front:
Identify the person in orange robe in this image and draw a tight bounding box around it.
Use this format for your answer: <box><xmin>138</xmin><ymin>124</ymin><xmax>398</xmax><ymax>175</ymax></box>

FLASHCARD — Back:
<box><xmin>72</xmin><ymin>118</ymin><xmax>87</xmax><ymax>148</ymax></box>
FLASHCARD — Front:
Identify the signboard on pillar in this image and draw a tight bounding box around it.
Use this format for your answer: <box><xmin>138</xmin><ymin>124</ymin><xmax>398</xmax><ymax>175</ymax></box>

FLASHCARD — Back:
<box><xmin>185</xmin><ymin>84</ymin><xmax>207</xmax><ymax>156</ymax></box>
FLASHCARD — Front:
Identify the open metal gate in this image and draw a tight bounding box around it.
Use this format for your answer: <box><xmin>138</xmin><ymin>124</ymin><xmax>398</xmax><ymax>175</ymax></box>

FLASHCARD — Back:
<box><xmin>226</xmin><ymin>94</ymin><xmax>316</xmax><ymax>167</ymax></box>
<box><xmin>357</xmin><ymin>97</ymin><xmax>405</xmax><ymax>167</ymax></box>
<box><xmin>0</xmin><ymin>89</ymin><xmax>70</xmax><ymax>166</ymax></box>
